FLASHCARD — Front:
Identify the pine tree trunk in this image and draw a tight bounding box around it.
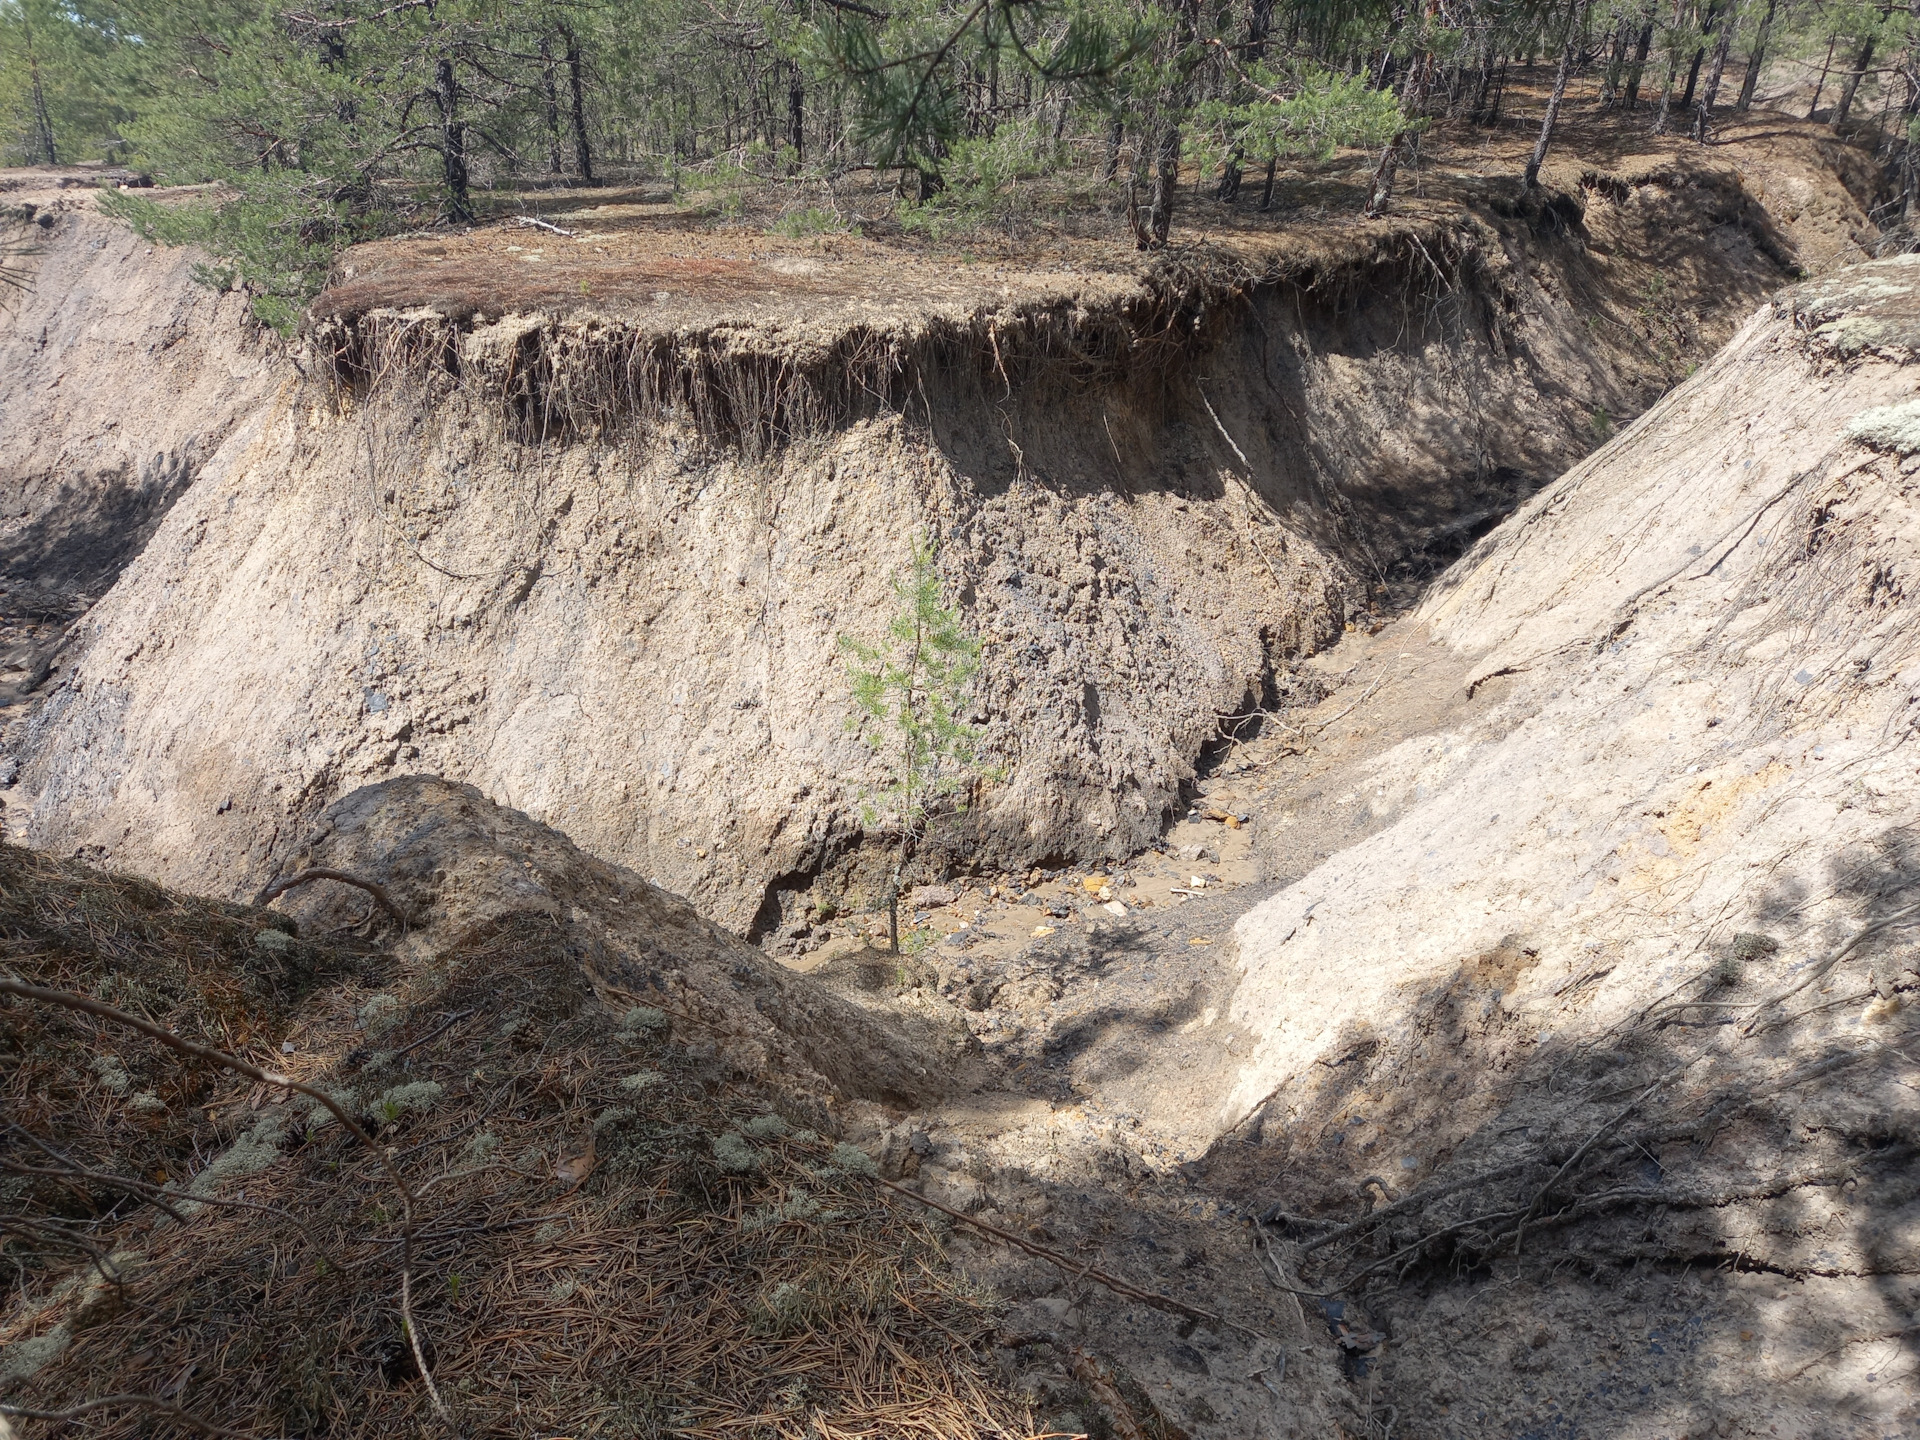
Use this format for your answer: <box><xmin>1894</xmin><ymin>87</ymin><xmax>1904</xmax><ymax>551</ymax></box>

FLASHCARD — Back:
<box><xmin>1737</xmin><ymin>0</ymin><xmax>1777</xmax><ymax>109</ymax></box>
<box><xmin>788</xmin><ymin>63</ymin><xmax>804</xmax><ymax>170</ymax></box>
<box><xmin>1693</xmin><ymin>3</ymin><xmax>1738</xmax><ymax>141</ymax></box>
<box><xmin>1145</xmin><ymin>124</ymin><xmax>1179</xmax><ymax>248</ymax></box>
<box><xmin>1807</xmin><ymin>35</ymin><xmax>1838</xmax><ymax>118</ymax></box>
<box><xmin>540</xmin><ymin>37</ymin><xmax>565</xmax><ymax>175</ymax></box>
<box><xmin>1247</xmin><ymin>0</ymin><xmax>1275</xmax><ymax>59</ymax></box>
<box><xmin>25</xmin><ymin>26</ymin><xmax>56</xmax><ymax>168</ymax></box>
<box><xmin>1654</xmin><ymin>46</ymin><xmax>1681</xmax><ymax>133</ymax></box>
<box><xmin>29</xmin><ymin>69</ymin><xmax>57</xmax><ymax>166</ymax></box>
<box><xmin>1364</xmin><ymin>139</ymin><xmax>1401</xmax><ymax>216</ymax></box>
<box><xmin>1600</xmin><ymin>17</ymin><xmax>1629</xmax><ymax>106</ymax></box>
<box><xmin>1625</xmin><ymin>22</ymin><xmax>1654</xmax><ymax>106</ymax></box>
<box><xmin>1833</xmin><ymin>36</ymin><xmax>1875</xmax><ymax>127</ymax></box>
<box><xmin>1681</xmin><ymin>4</ymin><xmax>1721</xmax><ymax>111</ymax></box>
<box><xmin>1680</xmin><ymin>46</ymin><xmax>1707</xmax><ymax>109</ymax></box>
<box><xmin>1367</xmin><ymin>48</ymin><xmax>1433</xmax><ymax>217</ymax></box>
<box><xmin>1259</xmin><ymin>155</ymin><xmax>1278</xmax><ymax>210</ymax></box>
<box><xmin>1103</xmin><ymin>118</ymin><xmax>1123</xmax><ymax>181</ymax></box>
<box><xmin>1218</xmin><ymin>146</ymin><xmax>1244</xmax><ymax>201</ymax></box>
<box><xmin>435</xmin><ymin>58</ymin><xmax>473</xmax><ymax>224</ymax></box>
<box><xmin>564</xmin><ymin>28</ymin><xmax>595</xmax><ymax>183</ymax></box>
<box><xmin>1470</xmin><ymin>42</ymin><xmax>1497</xmax><ymax>122</ymax></box>
<box><xmin>1525</xmin><ymin>0</ymin><xmax>1588</xmax><ymax>190</ymax></box>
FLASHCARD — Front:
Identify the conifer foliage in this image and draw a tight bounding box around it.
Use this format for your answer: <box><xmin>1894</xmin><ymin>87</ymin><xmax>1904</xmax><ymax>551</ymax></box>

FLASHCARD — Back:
<box><xmin>840</xmin><ymin>533</ymin><xmax>989</xmax><ymax>954</ymax></box>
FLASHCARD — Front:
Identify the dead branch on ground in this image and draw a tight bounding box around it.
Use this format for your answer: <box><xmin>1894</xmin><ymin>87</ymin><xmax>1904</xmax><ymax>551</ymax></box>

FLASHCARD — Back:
<box><xmin>253</xmin><ymin>867</ymin><xmax>414</xmax><ymax>927</ymax></box>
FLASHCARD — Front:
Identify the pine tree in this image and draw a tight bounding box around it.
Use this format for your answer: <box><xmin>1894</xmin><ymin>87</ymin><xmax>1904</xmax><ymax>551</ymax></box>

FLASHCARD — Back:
<box><xmin>840</xmin><ymin>534</ymin><xmax>989</xmax><ymax>955</ymax></box>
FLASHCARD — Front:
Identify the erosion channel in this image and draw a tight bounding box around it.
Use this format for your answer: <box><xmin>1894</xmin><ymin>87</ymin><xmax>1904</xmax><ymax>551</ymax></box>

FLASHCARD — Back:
<box><xmin>4</xmin><ymin>106</ymin><xmax>1920</xmax><ymax>1440</ymax></box>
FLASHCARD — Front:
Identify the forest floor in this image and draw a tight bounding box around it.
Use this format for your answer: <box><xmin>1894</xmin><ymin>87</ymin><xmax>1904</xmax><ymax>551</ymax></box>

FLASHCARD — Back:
<box><xmin>314</xmin><ymin>85</ymin><xmax>1884</xmax><ymax>329</ymax></box>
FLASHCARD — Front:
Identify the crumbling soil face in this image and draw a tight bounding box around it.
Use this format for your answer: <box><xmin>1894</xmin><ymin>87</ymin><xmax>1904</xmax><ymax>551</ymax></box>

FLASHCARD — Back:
<box><xmin>4</xmin><ymin>114</ymin><xmax>1878</xmax><ymax>940</ymax></box>
<box><xmin>0</xmin><ymin>180</ymin><xmax>278</xmax><ymax>696</ymax></box>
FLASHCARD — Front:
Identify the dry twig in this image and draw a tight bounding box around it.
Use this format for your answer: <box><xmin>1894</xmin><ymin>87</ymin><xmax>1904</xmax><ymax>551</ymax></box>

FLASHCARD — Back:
<box><xmin>253</xmin><ymin>867</ymin><xmax>414</xmax><ymax>927</ymax></box>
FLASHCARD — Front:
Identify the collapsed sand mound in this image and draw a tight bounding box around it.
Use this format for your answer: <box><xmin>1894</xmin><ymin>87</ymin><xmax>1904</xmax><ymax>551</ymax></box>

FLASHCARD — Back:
<box><xmin>6</xmin><ymin>134</ymin><xmax>1873</xmax><ymax>935</ymax></box>
<box><xmin>1206</xmin><ymin>255</ymin><xmax>1920</xmax><ymax>1436</ymax></box>
<box><xmin>264</xmin><ymin>774</ymin><xmax>948</xmax><ymax>1107</ymax></box>
<box><xmin>0</xmin><ymin>182</ymin><xmax>277</xmax><ymax>625</ymax></box>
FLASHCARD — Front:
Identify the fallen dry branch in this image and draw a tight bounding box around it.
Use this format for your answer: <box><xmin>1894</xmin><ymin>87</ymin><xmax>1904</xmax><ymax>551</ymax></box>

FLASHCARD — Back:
<box><xmin>0</xmin><ymin>1394</ymin><xmax>262</xmax><ymax>1439</ymax></box>
<box><xmin>253</xmin><ymin>867</ymin><xmax>415</xmax><ymax>928</ymax></box>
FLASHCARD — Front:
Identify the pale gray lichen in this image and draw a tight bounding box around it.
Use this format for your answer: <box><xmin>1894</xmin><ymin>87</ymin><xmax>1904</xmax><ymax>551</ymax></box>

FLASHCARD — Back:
<box><xmin>1847</xmin><ymin>398</ymin><xmax>1920</xmax><ymax>454</ymax></box>
<box><xmin>0</xmin><ymin>1328</ymin><xmax>70</xmax><ymax>1387</ymax></box>
<box><xmin>307</xmin><ymin>1088</ymin><xmax>357</xmax><ymax>1131</ymax></box>
<box><xmin>619</xmin><ymin>1005</ymin><xmax>668</xmax><ymax>1035</ymax></box>
<box><xmin>742</xmin><ymin>1114</ymin><xmax>791</xmax><ymax>1140</ymax></box>
<box><xmin>463</xmin><ymin>1130</ymin><xmax>500</xmax><ymax>1162</ymax></box>
<box><xmin>128</xmin><ymin>1090</ymin><xmax>167</xmax><ymax>1114</ymax></box>
<box><xmin>742</xmin><ymin>1191</ymin><xmax>822</xmax><ymax>1232</ymax></box>
<box><xmin>592</xmin><ymin>1105</ymin><xmax>635</xmax><ymax>1132</ymax></box>
<box><xmin>90</xmin><ymin>1053</ymin><xmax>132</xmax><ymax>1096</ymax></box>
<box><xmin>763</xmin><ymin>1281</ymin><xmax>805</xmax><ymax>1320</ymax></box>
<box><xmin>374</xmin><ymin>1081</ymin><xmax>444</xmax><ymax>1122</ymax></box>
<box><xmin>618</xmin><ymin>1070</ymin><xmax>664</xmax><ymax>1095</ymax></box>
<box><xmin>359</xmin><ymin>993</ymin><xmax>402</xmax><ymax>1036</ymax></box>
<box><xmin>712</xmin><ymin>1131</ymin><xmax>762</xmax><ymax>1174</ymax></box>
<box><xmin>254</xmin><ymin>928</ymin><xmax>294</xmax><ymax>954</ymax></box>
<box><xmin>188</xmin><ymin>1114</ymin><xmax>286</xmax><ymax>1198</ymax></box>
<box><xmin>822</xmin><ymin>1143</ymin><xmax>878</xmax><ymax>1178</ymax></box>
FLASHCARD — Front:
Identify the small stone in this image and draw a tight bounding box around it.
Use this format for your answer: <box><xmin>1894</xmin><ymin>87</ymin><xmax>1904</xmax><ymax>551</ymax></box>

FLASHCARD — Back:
<box><xmin>1103</xmin><ymin>901</ymin><xmax>1127</xmax><ymax>917</ymax></box>
<box><xmin>1080</xmin><ymin>876</ymin><xmax>1107</xmax><ymax>894</ymax></box>
<box><xmin>1031</xmin><ymin>924</ymin><xmax>1055</xmax><ymax>938</ymax></box>
<box><xmin>910</xmin><ymin>885</ymin><xmax>958</xmax><ymax>908</ymax></box>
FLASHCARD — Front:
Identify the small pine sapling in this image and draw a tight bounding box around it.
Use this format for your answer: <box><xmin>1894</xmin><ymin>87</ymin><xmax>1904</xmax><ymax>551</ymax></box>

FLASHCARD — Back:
<box><xmin>841</xmin><ymin>533</ymin><xmax>990</xmax><ymax>954</ymax></box>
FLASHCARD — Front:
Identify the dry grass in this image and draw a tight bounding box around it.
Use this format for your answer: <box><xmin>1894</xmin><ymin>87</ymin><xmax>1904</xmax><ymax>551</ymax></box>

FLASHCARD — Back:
<box><xmin>1</xmin><ymin>859</ymin><xmax>1038</xmax><ymax>1440</ymax></box>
